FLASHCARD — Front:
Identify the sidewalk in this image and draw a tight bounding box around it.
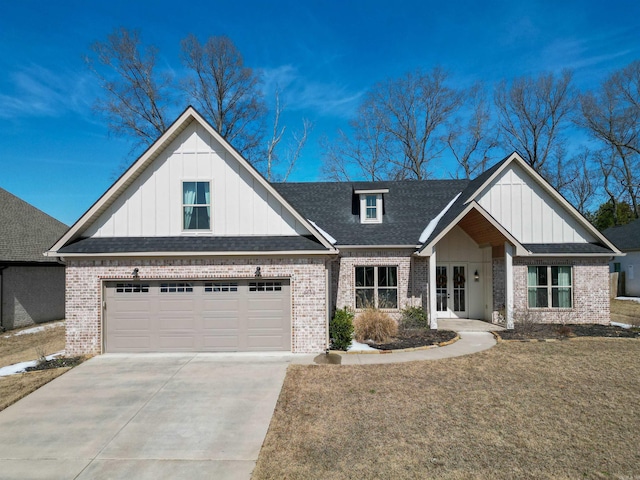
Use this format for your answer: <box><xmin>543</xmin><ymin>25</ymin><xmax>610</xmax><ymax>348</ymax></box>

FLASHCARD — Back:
<box><xmin>297</xmin><ymin>319</ymin><xmax>501</xmax><ymax>365</ymax></box>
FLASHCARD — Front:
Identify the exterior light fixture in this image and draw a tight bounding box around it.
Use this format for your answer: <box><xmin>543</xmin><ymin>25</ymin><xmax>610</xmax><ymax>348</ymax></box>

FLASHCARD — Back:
<box><xmin>255</xmin><ymin>267</ymin><xmax>262</xmax><ymax>277</ymax></box>
<box><xmin>474</xmin><ymin>270</ymin><xmax>479</xmax><ymax>282</ymax></box>
<box><xmin>132</xmin><ymin>268</ymin><xmax>139</xmax><ymax>279</ymax></box>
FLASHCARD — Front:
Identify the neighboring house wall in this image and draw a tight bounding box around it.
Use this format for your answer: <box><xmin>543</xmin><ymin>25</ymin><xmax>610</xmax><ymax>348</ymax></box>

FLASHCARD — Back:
<box><xmin>614</xmin><ymin>251</ymin><xmax>640</xmax><ymax>297</ymax></box>
<box><xmin>477</xmin><ymin>163</ymin><xmax>597</xmax><ymax>243</ymax></box>
<box><xmin>512</xmin><ymin>257</ymin><xmax>609</xmax><ymax>324</ymax></box>
<box><xmin>65</xmin><ymin>257</ymin><xmax>327</xmax><ymax>355</ymax></box>
<box><xmin>83</xmin><ymin>122</ymin><xmax>308</xmax><ymax>238</ymax></box>
<box><xmin>2</xmin><ymin>265</ymin><xmax>65</xmax><ymax>330</ymax></box>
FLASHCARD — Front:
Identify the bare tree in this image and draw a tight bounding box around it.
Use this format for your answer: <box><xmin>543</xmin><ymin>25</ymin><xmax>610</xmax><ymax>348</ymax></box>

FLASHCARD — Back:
<box><xmin>561</xmin><ymin>148</ymin><xmax>599</xmax><ymax>215</ymax></box>
<box><xmin>446</xmin><ymin>83</ymin><xmax>498</xmax><ymax>179</ymax></box>
<box><xmin>85</xmin><ymin>28</ymin><xmax>173</xmax><ymax>147</ymax></box>
<box><xmin>321</xmin><ymin>99</ymin><xmax>397</xmax><ymax>181</ymax></box>
<box><xmin>494</xmin><ymin>70</ymin><xmax>576</xmax><ymax>178</ymax></box>
<box><xmin>322</xmin><ymin>67</ymin><xmax>463</xmax><ymax>181</ymax></box>
<box><xmin>181</xmin><ymin>34</ymin><xmax>266</xmax><ymax>160</ymax></box>
<box><xmin>579</xmin><ymin>61</ymin><xmax>640</xmax><ymax>218</ymax></box>
<box><xmin>265</xmin><ymin>89</ymin><xmax>312</xmax><ymax>181</ymax></box>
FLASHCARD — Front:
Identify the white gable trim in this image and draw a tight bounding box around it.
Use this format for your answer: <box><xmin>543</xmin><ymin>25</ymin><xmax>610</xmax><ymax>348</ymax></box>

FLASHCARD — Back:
<box><xmin>464</xmin><ymin>152</ymin><xmax>621</xmax><ymax>254</ymax></box>
<box><xmin>416</xmin><ymin>201</ymin><xmax>528</xmax><ymax>257</ymax></box>
<box><xmin>48</xmin><ymin>107</ymin><xmax>336</xmax><ymax>255</ymax></box>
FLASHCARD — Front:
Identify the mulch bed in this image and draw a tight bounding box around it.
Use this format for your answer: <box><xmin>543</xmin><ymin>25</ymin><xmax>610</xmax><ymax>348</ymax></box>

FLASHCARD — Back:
<box><xmin>365</xmin><ymin>329</ymin><xmax>458</xmax><ymax>350</ymax></box>
<box><xmin>25</xmin><ymin>356</ymin><xmax>83</xmax><ymax>372</ymax></box>
<box><xmin>497</xmin><ymin>323</ymin><xmax>640</xmax><ymax>341</ymax></box>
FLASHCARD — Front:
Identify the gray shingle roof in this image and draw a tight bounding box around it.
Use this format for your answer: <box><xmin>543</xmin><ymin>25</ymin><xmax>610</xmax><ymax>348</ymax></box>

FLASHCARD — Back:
<box><xmin>0</xmin><ymin>188</ymin><xmax>68</xmax><ymax>263</ymax></box>
<box><xmin>58</xmin><ymin>236</ymin><xmax>325</xmax><ymax>254</ymax></box>
<box><xmin>524</xmin><ymin>243</ymin><xmax>613</xmax><ymax>255</ymax></box>
<box><xmin>274</xmin><ymin>179</ymin><xmax>469</xmax><ymax>246</ymax></box>
<box><xmin>603</xmin><ymin>219</ymin><xmax>640</xmax><ymax>251</ymax></box>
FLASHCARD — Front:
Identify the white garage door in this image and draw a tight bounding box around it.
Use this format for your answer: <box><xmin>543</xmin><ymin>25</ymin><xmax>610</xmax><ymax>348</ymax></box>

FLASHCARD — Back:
<box><xmin>104</xmin><ymin>280</ymin><xmax>291</xmax><ymax>353</ymax></box>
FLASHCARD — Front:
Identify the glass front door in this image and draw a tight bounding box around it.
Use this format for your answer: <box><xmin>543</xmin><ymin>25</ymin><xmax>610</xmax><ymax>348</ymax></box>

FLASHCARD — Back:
<box><xmin>436</xmin><ymin>264</ymin><xmax>468</xmax><ymax>318</ymax></box>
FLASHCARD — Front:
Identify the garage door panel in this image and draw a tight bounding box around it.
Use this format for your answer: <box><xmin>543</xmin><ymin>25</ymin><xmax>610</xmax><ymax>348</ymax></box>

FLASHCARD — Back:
<box><xmin>110</xmin><ymin>335</ymin><xmax>152</xmax><ymax>351</ymax></box>
<box><xmin>105</xmin><ymin>279</ymin><xmax>290</xmax><ymax>353</ymax></box>
<box><xmin>158</xmin><ymin>335</ymin><xmax>196</xmax><ymax>349</ymax></box>
<box><xmin>202</xmin><ymin>335</ymin><xmax>240</xmax><ymax>349</ymax></box>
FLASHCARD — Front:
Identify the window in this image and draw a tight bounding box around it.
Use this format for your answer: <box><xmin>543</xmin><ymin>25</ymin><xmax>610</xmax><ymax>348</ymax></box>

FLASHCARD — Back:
<box><xmin>160</xmin><ymin>282</ymin><xmax>193</xmax><ymax>293</ymax></box>
<box><xmin>355</xmin><ymin>266</ymin><xmax>398</xmax><ymax>309</ymax></box>
<box><xmin>183</xmin><ymin>181</ymin><xmax>210</xmax><ymax>230</ymax></box>
<box><xmin>249</xmin><ymin>281</ymin><xmax>282</xmax><ymax>292</ymax></box>
<box><xmin>359</xmin><ymin>193</ymin><xmax>382</xmax><ymax>223</ymax></box>
<box><xmin>204</xmin><ymin>282</ymin><xmax>238</xmax><ymax>292</ymax></box>
<box><xmin>116</xmin><ymin>283</ymin><xmax>149</xmax><ymax>293</ymax></box>
<box><xmin>527</xmin><ymin>266</ymin><xmax>572</xmax><ymax>308</ymax></box>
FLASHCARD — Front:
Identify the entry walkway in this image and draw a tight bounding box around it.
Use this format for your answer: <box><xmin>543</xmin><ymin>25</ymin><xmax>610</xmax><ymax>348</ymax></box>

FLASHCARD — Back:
<box><xmin>304</xmin><ymin>319</ymin><xmax>502</xmax><ymax>366</ymax></box>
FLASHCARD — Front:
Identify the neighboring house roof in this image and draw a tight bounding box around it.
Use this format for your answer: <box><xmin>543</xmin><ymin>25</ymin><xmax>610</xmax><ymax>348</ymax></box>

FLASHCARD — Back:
<box><xmin>0</xmin><ymin>187</ymin><xmax>67</xmax><ymax>263</ymax></box>
<box><xmin>603</xmin><ymin>219</ymin><xmax>640</xmax><ymax>251</ymax></box>
<box><xmin>58</xmin><ymin>236</ymin><xmax>326</xmax><ymax>255</ymax></box>
<box><xmin>273</xmin><ymin>179</ymin><xmax>469</xmax><ymax>246</ymax></box>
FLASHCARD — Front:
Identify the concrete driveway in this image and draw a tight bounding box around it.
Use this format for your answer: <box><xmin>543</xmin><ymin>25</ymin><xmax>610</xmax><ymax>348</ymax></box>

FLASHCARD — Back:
<box><xmin>0</xmin><ymin>353</ymin><xmax>298</xmax><ymax>480</ymax></box>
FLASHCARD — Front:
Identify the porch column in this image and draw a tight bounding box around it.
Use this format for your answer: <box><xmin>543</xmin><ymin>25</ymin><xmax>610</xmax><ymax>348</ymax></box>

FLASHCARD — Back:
<box><xmin>429</xmin><ymin>247</ymin><xmax>438</xmax><ymax>329</ymax></box>
<box><xmin>505</xmin><ymin>242</ymin><xmax>514</xmax><ymax>329</ymax></box>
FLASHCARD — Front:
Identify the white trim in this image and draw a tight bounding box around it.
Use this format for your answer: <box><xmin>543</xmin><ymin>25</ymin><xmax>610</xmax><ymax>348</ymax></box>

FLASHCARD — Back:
<box><xmin>360</xmin><ymin>193</ymin><xmax>383</xmax><ymax>224</ymax></box>
<box><xmin>308</xmin><ymin>219</ymin><xmax>337</xmax><ymax>245</ymax></box>
<box><xmin>419</xmin><ymin>192</ymin><xmax>462</xmax><ymax>243</ymax></box>
<box><xmin>464</xmin><ymin>152</ymin><xmax>621</xmax><ymax>255</ymax></box>
<box><xmin>354</xmin><ymin>188</ymin><xmax>389</xmax><ymax>194</ymax></box>
<box><xmin>181</xmin><ymin>180</ymin><xmax>212</xmax><ymax>233</ymax></box>
<box><xmin>340</xmin><ymin>245</ymin><xmax>416</xmax><ymax>250</ymax></box>
<box><xmin>48</xmin><ymin>107</ymin><xmax>337</xmax><ymax>256</ymax></box>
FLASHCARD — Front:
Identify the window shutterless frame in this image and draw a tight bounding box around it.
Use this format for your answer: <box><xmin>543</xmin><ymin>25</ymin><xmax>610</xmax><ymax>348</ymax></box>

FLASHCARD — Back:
<box><xmin>182</xmin><ymin>181</ymin><xmax>211</xmax><ymax>231</ymax></box>
<box><xmin>527</xmin><ymin>266</ymin><xmax>572</xmax><ymax>308</ymax></box>
<box><xmin>355</xmin><ymin>266</ymin><xmax>398</xmax><ymax>309</ymax></box>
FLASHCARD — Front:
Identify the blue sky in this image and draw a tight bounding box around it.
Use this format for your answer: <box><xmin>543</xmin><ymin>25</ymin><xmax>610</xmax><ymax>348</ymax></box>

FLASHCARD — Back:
<box><xmin>1</xmin><ymin>0</ymin><xmax>639</xmax><ymax>225</ymax></box>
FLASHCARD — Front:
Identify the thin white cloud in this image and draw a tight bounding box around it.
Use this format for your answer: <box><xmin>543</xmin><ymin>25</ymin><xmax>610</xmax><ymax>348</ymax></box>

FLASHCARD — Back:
<box><xmin>0</xmin><ymin>64</ymin><xmax>95</xmax><ymax>119</ymax></box>
<box><xmin>260</xmin><ymin>64</ymin><xmax>365</xmax><ymax>119</ymax></box>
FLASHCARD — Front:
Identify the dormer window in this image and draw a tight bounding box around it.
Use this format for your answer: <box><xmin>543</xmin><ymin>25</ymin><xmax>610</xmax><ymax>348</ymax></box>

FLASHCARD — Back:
<box><xmin>355</xmin><ymin>188</ymin><xmax>388</xmax><ymax>224</ymax></box>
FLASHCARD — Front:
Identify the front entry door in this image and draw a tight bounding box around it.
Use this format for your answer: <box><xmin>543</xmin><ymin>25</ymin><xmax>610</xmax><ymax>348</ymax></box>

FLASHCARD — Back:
<box><xmin>436</xmin><ymin>264</ymin><xmax>468</xmax><ymax>318</ymax></box>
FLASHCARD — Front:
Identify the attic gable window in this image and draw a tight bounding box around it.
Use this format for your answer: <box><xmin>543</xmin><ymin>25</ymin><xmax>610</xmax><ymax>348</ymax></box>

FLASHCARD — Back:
<box><xmin>355</xmin><ymin>188</ymin><xmax>388</xmax><ymax>224</ymax></box>
<box><xmin>183</xmin><ymin>181</ymin><xmax>211</xmax><ymax>230</ymax></box>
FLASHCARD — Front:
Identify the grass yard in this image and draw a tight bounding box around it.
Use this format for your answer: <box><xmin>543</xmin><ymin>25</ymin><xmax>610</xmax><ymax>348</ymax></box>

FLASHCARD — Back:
<box><xmin>0</xmin><ymin>320</ymin><xmax>68</xmax><ymax>411</ymax></box>
<box><xmin>611</xmin><ymin>298</ymin><xmax>640</xmax><ymax>326</ymax></box>
<box><xmin>254</xmin><ymin>339</ymin><xmax>640</xmax><ymax>480</ymax></box>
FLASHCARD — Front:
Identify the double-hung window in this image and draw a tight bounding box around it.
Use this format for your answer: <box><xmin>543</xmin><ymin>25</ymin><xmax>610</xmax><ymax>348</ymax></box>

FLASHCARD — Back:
<box><xmin>183</xmin><ymin>181</ymin><xmax>211</xmax><ymax>230</ymax></box>
<box><xmin>527</xmin><ymin>266</ymin><xmax>572</xmax><ymax>308</ymax></box>
<box><xmin>355</xmin><ymin>266</ymin><xmax>398</xmax><ymax>309</ymax></box>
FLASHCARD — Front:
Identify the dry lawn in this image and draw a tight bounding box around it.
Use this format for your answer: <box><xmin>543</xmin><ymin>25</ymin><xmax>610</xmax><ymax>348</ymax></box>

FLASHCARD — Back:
<box><xmin>254</xmin><ymin>339</ymin><xmax>640</xmax><ymax>480</ymax></box>
<box><xmin>611</xmin><ymin>298</ymin><xmax>640</xmax><ymax>326</ymax></box>
<box><xmin>0</xmin><ymin>320</ymin><xmax>68</xmax><ymax>411</ymax></box>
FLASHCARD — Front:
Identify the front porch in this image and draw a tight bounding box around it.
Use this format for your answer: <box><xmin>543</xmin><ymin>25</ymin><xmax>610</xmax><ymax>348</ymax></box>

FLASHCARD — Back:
<box><xmin>437</xmin><ymin>318</ymin><xmax>505</xmax><ymax>332</ymax></box>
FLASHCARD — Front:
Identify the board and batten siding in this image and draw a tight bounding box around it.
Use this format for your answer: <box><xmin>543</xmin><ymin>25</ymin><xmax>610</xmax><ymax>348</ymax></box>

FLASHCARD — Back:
<box><xmin>83</xmin><ymin>122</ymin><xmax>308</xmax><ymax>238</ymax></box>
<box><xmin>477</xmin><ymin>163</ymin><xmax>596</xmax><ymax>244</ymax></box>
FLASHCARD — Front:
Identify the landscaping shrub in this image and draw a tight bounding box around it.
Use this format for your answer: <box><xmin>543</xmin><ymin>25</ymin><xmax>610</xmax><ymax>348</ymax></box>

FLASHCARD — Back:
<box><xmin>354</xmin><ymin>308</ymin><xmax>398</xmax><ymax>343</ymax></box>
<box><xmin>329</xmin><ymin>307</ymin><xmax>354</xmax><ymax>351</ymax></box>
<box><xmin>399</xmin><ymin>306</ymin><xmax>429</xmax><ymax>330</ymax></box>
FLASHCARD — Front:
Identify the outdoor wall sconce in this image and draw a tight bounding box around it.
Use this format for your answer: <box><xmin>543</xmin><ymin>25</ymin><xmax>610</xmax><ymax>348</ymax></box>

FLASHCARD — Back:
<box><xmin>132</xmin><ymin>268</ymin><xmax>139</xmax><ymax>279</ymax></box>
<box><xmin>255</xmin><ymin>267</ymin><xmax>262</xmax><ymax>277</ymax></box>
<box><xmin>474</xmin><ymin>270</ymin><xmax>479</xmax><ymax>282</ymax></box>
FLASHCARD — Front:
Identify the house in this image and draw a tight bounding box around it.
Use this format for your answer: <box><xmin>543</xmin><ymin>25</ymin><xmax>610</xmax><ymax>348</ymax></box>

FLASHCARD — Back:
<box><xmin>0</xmin><ymin>188</ymin><xmax>67</xmax><ymax>330</ymax></box>
<box><xmin>47</xmin><ymin>107</ymin><xmax>620</xmax><ymax>355</ymax></box>
<box><xmin>604</xmin><ymin>219</ymin><xmax>640</xmax><ymax>296</ymax></box>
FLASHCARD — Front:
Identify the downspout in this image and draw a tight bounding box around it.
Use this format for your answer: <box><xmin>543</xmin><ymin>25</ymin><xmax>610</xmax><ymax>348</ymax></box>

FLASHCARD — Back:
<box><xmin>325</xmin><ymin>258</ymin><xmax>331</xmax><ymax>352</ymax></box>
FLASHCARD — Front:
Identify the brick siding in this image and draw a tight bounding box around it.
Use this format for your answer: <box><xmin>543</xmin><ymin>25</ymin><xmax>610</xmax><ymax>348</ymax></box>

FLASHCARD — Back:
<box><xmin>65</xmin><ymin>257</ymin><xmax>328</xmax><ymax>355</ymax></box>
<box><xmin>512</xmin><ymin>257</ymin><xmax>610</xmax><ymax>324</ymax></box>
<box><xmin>332</xmin><ymin>249</ymin><xmax>427</xmax><ymax>320</ymax></box>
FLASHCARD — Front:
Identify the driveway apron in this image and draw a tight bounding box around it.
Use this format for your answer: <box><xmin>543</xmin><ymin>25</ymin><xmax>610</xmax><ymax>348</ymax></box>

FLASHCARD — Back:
<box><xmin>0</xmin><ymin>353</ymin><xmax>291</xmax><ymax>480</ymax></box>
